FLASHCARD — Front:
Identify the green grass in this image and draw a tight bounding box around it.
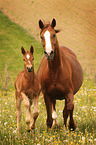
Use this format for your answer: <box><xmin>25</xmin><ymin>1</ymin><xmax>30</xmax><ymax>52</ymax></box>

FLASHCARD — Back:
<box><xmin>0</xmin><ymin>11</ymin><xmax>96</xmax><ymax>145</ymax></box>
<box><xmin>0</xmin><ymin>79</ymin><xmax>96</xmax><ymax>145</ymax></box>
<box><xmin>0</xmin><ymin>11</ymin><xmax>43</xmax><ymax>90</ymax></box>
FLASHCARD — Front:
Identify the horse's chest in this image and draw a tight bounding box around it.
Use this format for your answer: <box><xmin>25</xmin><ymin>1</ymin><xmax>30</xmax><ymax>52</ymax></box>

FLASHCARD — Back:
<box><xmin>23</xmin><ymin>81</ymin><xmax>38</xmax><ymax>98</ymax></box>
<box><xmin>43</xmin><ymin>72</ymin><xmax>68</xmax><ymax>99</ymax></box>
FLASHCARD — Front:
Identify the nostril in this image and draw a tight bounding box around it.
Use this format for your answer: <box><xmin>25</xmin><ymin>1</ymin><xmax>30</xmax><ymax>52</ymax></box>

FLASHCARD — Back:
<box><xmin>50</xmin><ymin>50</ymin><xmax>54</xmax><ymax>55</ymax></box>
<box><xmin>27</xmin><ymin>67</ymin><xmax>28</xmax><ymax>70</ymax></box>
<box><xmin>31</xmin><ymin>67</ymin><xmax>33</xmax><ymax>69</ymax></box>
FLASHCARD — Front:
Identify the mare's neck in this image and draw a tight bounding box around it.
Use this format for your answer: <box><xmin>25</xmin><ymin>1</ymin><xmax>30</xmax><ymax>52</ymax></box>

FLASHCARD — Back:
<box><xmin>24</xmin><ymin>66</ymin><xmax>34</xmax><ymax>82</ymax></box>
<box><xmin>48</xmin><ymin>40</ymin><xmax>61</xmax><ymax>71</ymax></box>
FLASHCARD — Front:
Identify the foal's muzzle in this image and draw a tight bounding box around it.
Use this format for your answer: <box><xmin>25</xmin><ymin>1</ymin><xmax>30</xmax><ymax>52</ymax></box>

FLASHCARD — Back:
<box><xmin>44</xmin><ymin>50</ymin><xmax>54</xmax><ymax>60</ymax></box>
<box><xmin>26</xmin><ymin>66</ymin><xmax>33</xmax><ymax>72</ymax></box>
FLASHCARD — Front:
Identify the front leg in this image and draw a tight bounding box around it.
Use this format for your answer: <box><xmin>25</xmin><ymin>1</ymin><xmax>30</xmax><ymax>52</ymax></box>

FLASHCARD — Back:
<box><xmin>44</xmin><ymin>95</ymin><xmax>53</xmax><ymax>128</ymax></box>
<box><xmin>30</xmin><ymin>96</ymin><xmax>39</xmax><ymax>130</ymax></box>
<box><xmin>21</xmin><ymin>92</ymin><xmax>31</xmax><ymax>131</ymax></box>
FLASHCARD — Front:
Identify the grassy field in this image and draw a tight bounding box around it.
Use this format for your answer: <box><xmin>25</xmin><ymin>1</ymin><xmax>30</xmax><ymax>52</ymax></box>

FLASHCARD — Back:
<box><xmin>0</xmin><ymin>11</ymin><xmax>96</xmax><ymax>145</ymax></box>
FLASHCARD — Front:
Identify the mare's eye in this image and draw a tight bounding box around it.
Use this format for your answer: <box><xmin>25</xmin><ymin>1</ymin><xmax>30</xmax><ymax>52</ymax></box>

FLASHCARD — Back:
<box><xmin>40</xmin><ymin>36</ymin><xmax>43</xmax><ymax>40</ymax></box>
<box><xmin>32</xmin><ymin>58</ymin><xmax>34</xmax><ymax>60</ymax></box>
<box><xmin>23</xmin><ymin>59</ymin><xmax>25</xmax><ymax>61</ymax></box>
<box><xmin>53</xmin><ymin>34</ymin><xmax>55</xmax><ymax>38</ymax></box>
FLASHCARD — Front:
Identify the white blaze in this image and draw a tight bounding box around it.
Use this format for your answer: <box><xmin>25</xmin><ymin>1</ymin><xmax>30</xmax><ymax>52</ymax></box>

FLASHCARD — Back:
<box><xmin>44</xmin><ymin>30</ymin><xmax>52</xmax><ymax>53</ymax></box>
<box><xmin>26</xmin><ymin>54</ymin><xmax>30</xmax><ymax>59</ymax></box>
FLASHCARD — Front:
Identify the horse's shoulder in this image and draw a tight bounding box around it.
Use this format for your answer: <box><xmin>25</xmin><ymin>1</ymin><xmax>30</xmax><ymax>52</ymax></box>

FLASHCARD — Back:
<box><xmin>60</xmin><ymin>46</ymin><xmax>77</xmax><ymax>58</ymax></box>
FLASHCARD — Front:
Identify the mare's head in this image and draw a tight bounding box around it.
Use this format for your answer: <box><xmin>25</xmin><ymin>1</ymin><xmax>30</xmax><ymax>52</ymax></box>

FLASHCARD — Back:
<box><xmin>39</xmin><ymin>18</ymin><xmax>60</xmax><ymax>60</ymax></box>
<box><xmin>21</xmin><ymin>46</ymin><xmax>34</xmax><ymax>72</ymax></box>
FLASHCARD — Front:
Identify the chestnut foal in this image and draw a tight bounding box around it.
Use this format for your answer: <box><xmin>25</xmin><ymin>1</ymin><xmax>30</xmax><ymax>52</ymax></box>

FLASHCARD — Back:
<box><xmin>15</xmin><ymin>46</ymin><xmax>40</xmax><ymax>132</ymax></box>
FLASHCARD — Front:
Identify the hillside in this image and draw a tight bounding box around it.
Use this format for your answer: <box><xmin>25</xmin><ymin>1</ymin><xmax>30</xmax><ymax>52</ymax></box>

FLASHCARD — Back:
<box><xmin>0</xmin><ymin>0</ymin><xmax>96</xmax><ymax>78</ymax></box>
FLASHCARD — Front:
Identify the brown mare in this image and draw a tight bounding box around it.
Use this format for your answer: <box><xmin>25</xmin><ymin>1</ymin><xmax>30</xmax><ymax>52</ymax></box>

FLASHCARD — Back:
<box><xmin>15</xmin><ymin>46</ymin><xmax>40</xmax><ymax>132</ymax></box>
<box><xmin>37</xmin><ymin>18</ymin><xmax>83</xmax><ymax>131</ymax></box>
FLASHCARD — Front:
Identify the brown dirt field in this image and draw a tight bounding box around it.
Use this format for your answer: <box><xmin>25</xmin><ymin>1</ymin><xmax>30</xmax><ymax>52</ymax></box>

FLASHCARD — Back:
<box><xmin>0</xmin><ymin>0</ymin><xmax>96</xmax><ymax>78</ymax></box>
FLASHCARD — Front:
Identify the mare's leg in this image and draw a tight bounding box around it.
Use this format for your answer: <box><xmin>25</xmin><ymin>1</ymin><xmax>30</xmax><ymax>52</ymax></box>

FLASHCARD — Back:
<box><xmin>63</xmin><ymin>99</ymin><xmax>69</xmax><ymax>129</ymax></box>
<box><xmin>66</xmin><ymin>89</ymin><xmax>76</xmax><ymax>131</ymax></box>
<box><xmin>52</xmin><ymin>100</ymin><xmax>59</xmax><ymax>127</ymax></box>
<box><xmin>15</xmin><ymin>91</ymin><xmax>21</xmax><ymax>132</ymax></box>
<box><xmin>30</xmin><ymin>96</ymin><xmax>39</xmax><ymax>130</ymax></box>
<box><xmin>44</xmin><ymin>95</ymin><xmax>53</xmax><ymax>128</ymax></box>
<box><xmin>21</xmin><ymin>92</ymin><xmax>31</xmax><ymax>131</ymax></box>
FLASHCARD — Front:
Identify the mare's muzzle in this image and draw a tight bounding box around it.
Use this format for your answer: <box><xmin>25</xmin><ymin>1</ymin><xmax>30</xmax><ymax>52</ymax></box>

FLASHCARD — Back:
<box><xmin>44</xmin><ymin>50</ymin><xmax>54</xmax><ymax>60</ymax></box>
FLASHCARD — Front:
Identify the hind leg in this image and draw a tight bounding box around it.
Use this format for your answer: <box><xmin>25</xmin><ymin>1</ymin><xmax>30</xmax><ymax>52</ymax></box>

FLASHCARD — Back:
<box><xmin>52</xmin><ymin>100</ymin><xmax>59</xmax><ymax>128</ymax></box>
<box><xmin>15</xmin><ymin>91</ymin><xmax>21</xmax><ymax>132</ymax></box>
<box><xmin>63</xmin><ymin>100</ymin><xmax>69</xmax><ymax>129</ymax></box>
<box><xmin>66</xmin><ymin>90</ymin><xmax>76</xmax><ymax>131</ymax></box>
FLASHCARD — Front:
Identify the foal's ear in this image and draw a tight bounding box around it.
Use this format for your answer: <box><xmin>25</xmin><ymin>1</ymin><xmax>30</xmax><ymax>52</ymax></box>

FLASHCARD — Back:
<box><xmin>30</xmin><ymin>46</ymin><xmax>34</xmax><ymax>54</ymax></box>
<box><xmin>21</xmin><ymin>47</ymin><xmax>26</xmax><ymax>55</ymax></box>
<box><xmin>39</xmin><ymin>20</ymin><xmax>44</xmax><ymax>29</ymax></box>
<box><xmin>51</xmin><ymin>18</ymin><xmax>56</xmax><ymax>28</ymax></box>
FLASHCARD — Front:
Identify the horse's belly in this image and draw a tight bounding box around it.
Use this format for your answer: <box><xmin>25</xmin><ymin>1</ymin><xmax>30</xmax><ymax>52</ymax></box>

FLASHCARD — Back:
<box><xmin>46</xmin><ymin>84</ymin><xmax>66</xmax><ymax>100</ymax></box>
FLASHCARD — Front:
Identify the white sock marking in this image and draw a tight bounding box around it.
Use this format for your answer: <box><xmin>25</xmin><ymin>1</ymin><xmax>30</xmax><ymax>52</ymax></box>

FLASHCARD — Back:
<box><xmin>52</xmin><ymin>110</ymin><xmax>57</xmax><ymax>119</ymax></box>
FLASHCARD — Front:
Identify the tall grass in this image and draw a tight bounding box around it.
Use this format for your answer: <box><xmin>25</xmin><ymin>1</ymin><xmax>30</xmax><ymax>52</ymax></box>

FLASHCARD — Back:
<box><xmin>0</xmin><ymin>11</ymin><xmax>96</xmax><ymax>145</ymax></box>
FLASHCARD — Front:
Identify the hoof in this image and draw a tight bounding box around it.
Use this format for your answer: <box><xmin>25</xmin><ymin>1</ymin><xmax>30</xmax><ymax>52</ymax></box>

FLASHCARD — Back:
<box><xmin>27</xmin><ymin>130</ymin><xmax>31</xmax><ymax>133</ymax></box>
<box><xmin>69</xmin><ymin>122</ymin><xmax>76</xmax><ymax>131</ymax></box>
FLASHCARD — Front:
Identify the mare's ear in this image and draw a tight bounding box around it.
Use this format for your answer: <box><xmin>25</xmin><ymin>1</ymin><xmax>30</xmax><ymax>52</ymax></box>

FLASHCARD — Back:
<box><xmin>39</xmin><ymin>20</ymin><xmax>44</xmax><ymax>29</ymax></box>
<box><xmin>30</xmin><ymin>46</ymin><xmax>34</xmax><ymax>54</ymax></box>
<box><xmin>55</xmin><ymin>29</ymin><xmax>60</xmax><ymax>33</ymax></box>
<box><xmin>21</xmin><ymin>47</ymin><xmax>26</xmax><ymax>55</ymax></box>
<box><xmin>51</xmin><ymin>18</ymin><xmax>56</xmax><ymax>28</ymax></box>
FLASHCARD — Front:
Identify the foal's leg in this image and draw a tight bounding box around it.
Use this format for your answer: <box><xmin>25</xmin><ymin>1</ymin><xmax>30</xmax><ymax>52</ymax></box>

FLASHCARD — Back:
<box><xmin>21</xmin><ymin>92</ymin><xmax>31</xmax><ymax>131</ymax></box>
<box><xmin>44</xmin><ymin>95</ymin><xmax>53</xmax><ymax>128</ymax></box>
<box><xmin>52</xmin><ymin>100</ymin><xmax>59</xmax><ymax>127</ymax></box>
<box><xmin>30</xmin><ymin>96</ymin><xmax>39</xmax><ymax>130</ymax></box>
<box><xmin>15</xmin><ymin>91</ymin><xmax>21</xmax><ymax>132</ymax></box>
<box><xmin>66</xmin><ymin>90</ymin><xmax>76</xmax><ymax>131</ymax></box>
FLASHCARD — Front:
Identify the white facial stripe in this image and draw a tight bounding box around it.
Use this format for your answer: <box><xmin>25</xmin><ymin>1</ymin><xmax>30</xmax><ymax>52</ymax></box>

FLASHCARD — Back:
<box><xmin>44</xmin><ymin>30</ymin><xmax>52</xmax><ymax>53</ymax></box>
<box><xmin>28</xmin><ymin>60</ymin><xmax>31</xmax><ymax>64</ymax></box>
<box><xmin>26</xmin><ymin>54</ymin><xmax>30</xmax><ymax>59</ymax></box>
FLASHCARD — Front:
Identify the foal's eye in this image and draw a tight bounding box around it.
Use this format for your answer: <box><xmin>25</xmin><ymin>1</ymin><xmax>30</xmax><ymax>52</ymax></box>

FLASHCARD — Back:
<box><xmin>32</xmin><ymin>58</ymin><xmax>34</xmax><ymax>60</ymax></box>
<box><xmin>23</xmin><ymin>59</ymin><xmax>25</xmax><ymax>61</ymax></box>
<box><xmin>53</xmin><ymin>34</ymin><xmax>55</xmax><ymax>38</ymax></box>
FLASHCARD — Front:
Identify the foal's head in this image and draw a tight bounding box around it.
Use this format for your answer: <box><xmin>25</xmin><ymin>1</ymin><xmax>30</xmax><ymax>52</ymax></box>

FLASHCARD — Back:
<box><xmin>21</xmin><ymin>46</ymin><xmax>34</xmax><ymax>72</ymax></box>
<box><xmin>39</xmin><ymin>18</ymin><xmax>60</xmax><ymax>60</ymax></box>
